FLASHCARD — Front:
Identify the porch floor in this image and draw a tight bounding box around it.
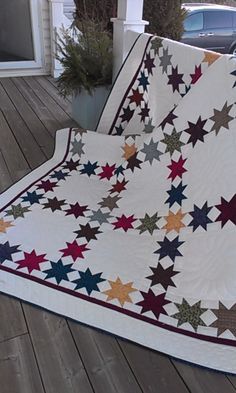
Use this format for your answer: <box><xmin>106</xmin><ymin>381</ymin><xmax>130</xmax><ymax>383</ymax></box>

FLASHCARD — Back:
<box><xmin>0</xmin><ymin>76</ymin><xmax>235</xmax><ymax>393</ymax></box>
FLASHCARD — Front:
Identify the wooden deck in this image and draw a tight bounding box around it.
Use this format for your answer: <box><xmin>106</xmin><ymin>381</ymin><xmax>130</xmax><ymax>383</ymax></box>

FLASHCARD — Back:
<box><xmin>0</xmin><ymin>76</ymin><xmax>235</xmax><ymax>393</ymax></box>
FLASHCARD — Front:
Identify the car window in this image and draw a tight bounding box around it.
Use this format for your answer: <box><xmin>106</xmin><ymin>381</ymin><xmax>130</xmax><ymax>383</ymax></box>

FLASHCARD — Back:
<box><xmin>184</xmin><ymin>12</ymin><xmax>204</xmax><ymax>31</ymax></box>
<box><xmin>204</xmin><ymin>11</ymin><xmax>233</xmax><ymax>29</ymax></box>
<box><xmin>233</xmin><ymin>12</ymin><xmax>236</xmax><ymax>28</ymax></box>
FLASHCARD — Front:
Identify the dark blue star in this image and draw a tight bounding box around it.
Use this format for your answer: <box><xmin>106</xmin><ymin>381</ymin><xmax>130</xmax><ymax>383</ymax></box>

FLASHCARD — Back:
<box><xmin>138</xmin><ymin>71</ymin><xmax>150</xmax><ymax>91</ymax></box>
<box><xmin>115</xmin><ymin>125</ymin><xmax>124</xmax><ymax>135</ymax></box>
<box><xmin>0</xmin><ymin>241</ymin><xmax>20</xmax><ymax>264</ymax></box>
<box><xmin>189</xmin><ymin>202</ymin><xmax>212</xmax><ymax>231</ymax></box>
<box><xmin>231</xmin><ymin>69</ymin><xmax>236</xmax><ymax>88</ymax></box>
<box><xmin>73</xmin><ymin>268</ymin><xmax>105</xmax><ymax>295</ymax></box>
<box><xmin>115</xmin><ymin>165</ymin><xmax>125</xmax><ymax>177</ymax></box>
<box><xmin>51</xmin><ymin>170</ymin><xmax>68</xmax><ymax>181</ymax></box>
<box><xmin>120</xmin><ymin>106</ymin><xmax>134</xmax><ymax>123</ymax></box>
<box><xmin>180</xmin><ymin>85</ymin><xmax>191</xmax><ymax>98</ymax></box>
<box><xmin>155</xmin><ymin>236</ymin><xmax>184</xmax><ymax>262</ymax></box>
<box><xmin>166</xmin><ymin>182</ymin><xmax>187</xmax><ymax>207</ymax></box>
<box><xmin>43</xmin><ymin>260</ymin><xmax>74</xmax><ymax>284</ymax></box>
<box><xmin>22</xmin><ymin>191</ymin><xmax>43</xmax><ymax>205</ymax></box>
<box><xmin>80</xmin><ymin>161</ymin><xmax>98</xmax><ymax>177</ymax></box>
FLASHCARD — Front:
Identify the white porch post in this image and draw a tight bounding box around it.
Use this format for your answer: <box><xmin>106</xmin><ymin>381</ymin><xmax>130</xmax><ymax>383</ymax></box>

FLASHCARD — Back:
<box><xmin>112</xmin><ymin>0</ymin><xmax>148</xmax><ymax>78</ymax></box>
<box><xmin>49</xmin><ymin>0</ymin><xmax>71</xmax><ymax>78</ymax></box>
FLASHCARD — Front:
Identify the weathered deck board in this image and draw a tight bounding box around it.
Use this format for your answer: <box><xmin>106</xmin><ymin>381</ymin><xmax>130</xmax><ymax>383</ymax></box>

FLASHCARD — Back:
<box><xmin>23</xmin><ymin>305</ymin><xmax>94</xmax><ymax>393</ymax></box>
<box><xmin>0</xmin><ymin>76</ymin><xmax>235</xmax><ymax>393</ymax></box>
<box><xmin>0</xmin><ymin>335</ymin><xmax>45</xmax><ymax>393</ymax></box>
<box><xmin>0</xmin><ymin>83</ymin><xmax>46</xmax><ymax>169</ymax></box>
<box><xmin>0</xmin><ymin>110</ymin><xmax>30</xmax><ymax>181</ymax></box>
<box><xmin>23</xmin><ymin>77</ymin><xmax>77</xmax><ymax>128</ymax></box>
<box><xmin>173</xmin><ymin>360</ymin><xmax>236</xmax><ymax>393</ymax></box>
<box><xmin>118</xmin><ymin>340</ymin><xmax>190</xmax><ymax>393</ymax></box>
<box><xmin>69</xmin><ymin>322</ymin><xmax>143</xmax><ymax>393</ymax></box>
<box><xmin>12</xmin><ymin>77</ymin><xmax>62</xmax><ymax>138</ymax></box>
<box><xmin>35</xmin><ymin>76</ymin><xmax>73</xmax><ymax>114</ymax></box>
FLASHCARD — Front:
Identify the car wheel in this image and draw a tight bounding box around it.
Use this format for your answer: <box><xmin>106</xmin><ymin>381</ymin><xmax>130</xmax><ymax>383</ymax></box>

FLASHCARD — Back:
<box><xmin>231</xmin><ymin>45</ymin><xmax>236</xmax><ymax>56</ymax></box>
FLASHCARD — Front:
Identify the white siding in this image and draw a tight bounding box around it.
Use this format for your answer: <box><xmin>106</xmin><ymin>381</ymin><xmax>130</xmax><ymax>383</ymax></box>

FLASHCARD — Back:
<box><xmin>41</xmin><ymin>0</ymin><xmax>51</xmax><ymax>74</ymax></box>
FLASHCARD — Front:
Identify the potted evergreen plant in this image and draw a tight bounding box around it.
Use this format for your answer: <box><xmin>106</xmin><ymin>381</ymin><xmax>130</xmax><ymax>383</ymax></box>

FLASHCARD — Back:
<box><xmin>56</xmin><ymin>19</ymin><xmax>113</xmax><ymax>130</ymax></box>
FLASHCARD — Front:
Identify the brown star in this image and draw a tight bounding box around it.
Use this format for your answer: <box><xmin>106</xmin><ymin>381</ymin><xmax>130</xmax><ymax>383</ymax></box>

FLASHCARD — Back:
<box><xmin>99</xmin><ymin>195</ymin><xmax>121</xmax><ymax>211</ymax></box>
<box><xmin>211</xmin><ymin>302</ymin><xmax>236</xmax><ymax>337</ymax></box>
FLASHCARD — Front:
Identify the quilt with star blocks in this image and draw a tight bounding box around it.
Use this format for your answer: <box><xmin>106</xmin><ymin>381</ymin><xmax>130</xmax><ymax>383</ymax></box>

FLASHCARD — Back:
<box><xmin>0</xmin><ymin>33</ymin><xmax>236</xmax><ymax>373</ymax></box>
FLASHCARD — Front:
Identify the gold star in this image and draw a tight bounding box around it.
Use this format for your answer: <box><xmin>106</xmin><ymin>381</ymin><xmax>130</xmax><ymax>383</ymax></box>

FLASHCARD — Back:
<box><xmin>103</xmin><ymin>277</ymin><xmax>137</xmax><ymax>307</ymax></box>
<box><xmin>163</xmin><ymin>210</ymin><xmax>185</xmax><ymax>233</ymax></box>
<box><xmin>202</xmin><ymin>51</ymin><xmax>221</xmax><ymax>66</ymax></box>
<box><xmin>0</xmin><ymin>218</ymin><xmax>14</xmax><ymax>233</ymax></box>
<box><xmin>122</xmin><ymin>143</ymin><xmax>137</xmax><ymax>160</ymax></box>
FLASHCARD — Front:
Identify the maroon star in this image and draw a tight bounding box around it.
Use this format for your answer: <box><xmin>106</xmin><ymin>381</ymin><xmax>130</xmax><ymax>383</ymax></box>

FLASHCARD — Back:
<box><xmin>60</xmin><ymin>241</ymin><xmax>89</xmax><ymax>261</ymax></box>
<box><xmin>139</xmin><ymin>103</ymin><xmax>150</xmax><ymax>122</ymax></box>
<box><xmin>190</xmin><ymin>65</ymin><xmax>202</xmax><ymax>84</ymax></box>
<box><xmin>128</xmin><ymin>88</ymin><xmax>143</xmax><ymax>106</ymax></box>
<box><xmin>99</xmin><ymin>164</ymin><xmax>116</xmax><ymax>180</ymax></box>
<box><xmin>167</xmin><ymin>156</ymin><xmax>187</xmax><ymax>181</ymax></box>
<box><xmin>63</xmin><ymin>159</ymin><xmax>80</xmax><ymax>171</ymax></box>
<box><xmin>112</xmin><ymin>214</ymin><xmax>136</xmax><ymax>232</ymax></box>
<box><xmin>144</xmin><ymin>52</ymin><xmax>155</xmax><ymax>75</ymax></box>
<box><xmin>146</xmin><ymin>264</ymin><xmax>179</xmax><ymax>290</ymax></box>
<box><xmin>37</xmin><ymin>180</ymin><xmax>58</xmax><ymax>193</ymax></box>
<box><xmin>136</xmin><ymin>290</ymin><xmax>169</xmax><ymax>319</ymax></box>
<box><xmin>184</xmin><ymin>116</ymin><xmax>208</xmax><ymax>147</ymax></box>
<box><xmin>109</xmin><ymin>180</ymin><xmax>128</xmax><ymax>194</ymax></box>
<box><xmin>168</xmin><ymin>66</ymin><xmax>184</xmax><ymax>92</ymax></box>
<box><xmin>65</xmin><ymin>202</ymin><xmax>88</xmax><ymax>218</ymax></box>
<box><xmin>216</xmin><ymin>195</ymin><xmax>236</xmax><ymax>227</ymax></box>
<box><xmin>16</xmin><ymin>250</ymin><xmax>47</xmax><ymax>273</ymax></box>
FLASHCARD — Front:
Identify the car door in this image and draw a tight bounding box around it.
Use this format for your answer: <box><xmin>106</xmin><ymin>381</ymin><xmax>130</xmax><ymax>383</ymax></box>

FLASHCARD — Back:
<box><xmin>182</xmin><ymin>11</ymin><xmax>208</xmax><ymax>49</ymax></box>
<box><xmin>203</xmin><ymin>10</ymin><xmax>233</xmax><ymax>53</ymax></box>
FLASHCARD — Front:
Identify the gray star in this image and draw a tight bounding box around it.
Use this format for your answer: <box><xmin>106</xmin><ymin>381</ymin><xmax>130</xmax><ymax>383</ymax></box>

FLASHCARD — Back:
<box><xmin>89</xmin><ymin>209</ymin><xmax>111</xmax><ymax>225</ymax></box>
<box><xmin>143</xmin><ymin>119</ymin><xmax>155</xmax><ymax>134</ymax></box>
<box><xmin>70</xmin><ymin>139</ymin><xmax>85</xmax><ymax>156</ymax></box>
<box><xmin>141</xmin><ymin>138</ymin><xmax>162</xmax><ymax>164</ymax></box>
<box><xmin>159</xmin><ymin>47</ymin><xmax>172</xmax><ymax>74</ymax></box>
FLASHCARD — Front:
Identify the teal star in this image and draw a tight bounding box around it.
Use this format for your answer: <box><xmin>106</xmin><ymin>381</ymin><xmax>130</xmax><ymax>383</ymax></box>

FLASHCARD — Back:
<box><xmin>73</xmin><ymin>268</ymin><xmax>105</xmax><ymax>294</ymax></box>
<box><xmin>89</xmin><ymin>209</ymin><xmax>111</xmax><ymax>225</ymax></box>
<box><xmin>44</xmin><ymin>260</ymin><xmax>75</xmax><ymax>284</ymax></box>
